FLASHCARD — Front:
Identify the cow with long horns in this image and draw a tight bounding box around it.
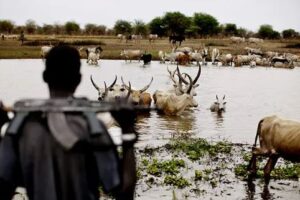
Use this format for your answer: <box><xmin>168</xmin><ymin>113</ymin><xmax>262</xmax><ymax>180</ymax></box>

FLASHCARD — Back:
<box><xmin>153</xmin><ymin>73</ymin><xmax>198</xmax><ymax>115</ymax></box>
<box><xmin>90</xmin><ymin>75</ymin><xmax>131</xmax><ymax>102</ymax></box>
<box><xmin>121</xmin><ymin>77</ymin><xmax>153</xmax><ymax>107</ymax></box>
<box><xmin>167</xmin><ymin>64</ymin><xmax>201</xmax><ymax>97</ymax></box>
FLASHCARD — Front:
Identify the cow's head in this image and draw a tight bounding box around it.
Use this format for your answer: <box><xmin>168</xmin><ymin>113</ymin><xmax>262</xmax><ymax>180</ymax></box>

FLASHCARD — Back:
<box><xmin>103</xmin><ymin>76</ymin><xmax>131</xmax><ymax>102</ymax></box>
<box><xmin>178</xmin><ymin>73</ymin><xmax>198</xmax><ymax>108</ymax></box>
<box><xmin>90</xmin><ymin>75</ymin><xmax>106</xmax><ymax>101</ymax></box>
<box><xmin>176</xmin><ymin>64</ymin><xmax>201</xmax><ymax>96</ymax></box>
<box><xmin>214</xmin><ymin>95</ymin><xmax>226</xmax><ymax>112</ymax></box>
<box><xmin>90</xmin><ymin>75</ymin><xmax>131</xmax><ymax>102</ymax></box>
<box><xmin>121</xmin><ymin>77</ymin><xmax>153</xmax><ymax>105</ymax></box>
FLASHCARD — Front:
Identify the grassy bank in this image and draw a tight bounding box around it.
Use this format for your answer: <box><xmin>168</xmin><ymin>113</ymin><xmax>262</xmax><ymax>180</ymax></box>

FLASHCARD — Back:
<box><xmin>0</xmin><ymin>34</ymin><xmax>300</xmax><ymax>59</ymax></box>
<box><xmin>135</xmin><ymin>137</ymin><xmax>300</xmax><ymax>199</ymax></box>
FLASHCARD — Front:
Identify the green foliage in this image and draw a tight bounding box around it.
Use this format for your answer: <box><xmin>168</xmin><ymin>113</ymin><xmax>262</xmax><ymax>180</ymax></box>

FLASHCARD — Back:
<box><xmin>162</xmin><ymin>12</ymin><xmax>191</xmax><ymax>35</ymax></box>
<box><xmin>25</xmin><ymin>19</ymin><xmax>37</xmax><ymax>34</ymax></box>
<box><xmin>148</xmin><ymin>17</ymin><xmax>167</xmax><ymax>36</ymax></box>
<box><xmin>166</xmin><ymin>138</ymin><xmax>232</xmax><ymax>161</ymax></box>
<box><xmin>0</xmin><ymin>20</ymin><xmax>14</xmax><ymax>33</ymax></box>
<box><xmin>235</xmin><ymin>156</ymin><xmax>300</xmax><ymax>180</ymax></box>
<box><xmin>194</xmin><ymin>170</ymin><xmax>203</xmax><ymax>181</ymax></box>
<box><xmin>114</xmin><ymin>20</ymin><xmax>132</xmax><ymax>35</ymax></box>
<box><xmin>145</xmin><ymin>158</ymin><xmax>185</xmax><ymax>176</ymax></box>
<box><xmin>193</xmin><ymin>13</ymin><xmax>220</xmax><ymax>36</ymax></box>
<box><xmin>64</xmin><ymin>21</ymin><xmax>80</xmax><ymax>35</ymax></box>
<box><xmin>257</xmin><ymin>24</ymin><xmax>280</xmax><ymax>39</ymax></box>
<box><xmin>282</xmin><ymin>29</ymin><xmax>299</xmax><ymax>39</ymax></box>
<box><xmin>223</xmin><ymin>23</ymin><xmax>238</xmax><ymax>36</ymax></box>
<box><xmin>132</xmin><ymin>20</ymin><xmax>148</xmax><ymax>35</ymax></box>
<box><xmin>23</xmin><ymin>39</ymin><xmax>105</xmax><ymax>46</ymax></box>
<box><xmin>41</xmin><ymin>24</ymin><xmax>54</xmax><ymax>35</ymax></box>
<box><xmin>164</xmin><ymin>175</ymin><xmax>191</xmax><ymax>188</ymax></box>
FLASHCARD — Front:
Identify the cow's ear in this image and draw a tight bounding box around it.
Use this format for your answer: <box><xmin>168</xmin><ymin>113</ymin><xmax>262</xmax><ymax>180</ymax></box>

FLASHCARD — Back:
<box><xmin>193</xmin><ymin>84</ymin><xmax>199</xmax><ymax>88</ymax></box>
<box><xmin>223</xmin><ymin>102</ymin><xmax>227</xmax><ymax>105</ymax></box>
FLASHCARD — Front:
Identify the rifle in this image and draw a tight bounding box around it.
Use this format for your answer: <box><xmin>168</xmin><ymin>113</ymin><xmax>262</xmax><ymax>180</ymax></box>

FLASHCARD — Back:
<box><xmin>7</xmin><ymin>98</ymin><xmax>155</xmax><ymax>148</ymax></box>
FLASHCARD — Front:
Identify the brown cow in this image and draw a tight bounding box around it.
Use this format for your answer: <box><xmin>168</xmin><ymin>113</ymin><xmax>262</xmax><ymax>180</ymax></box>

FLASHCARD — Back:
<box><xmin>248</xmin><ymin>115</ymin><xmax>300</xmax><ymax>185</ymax></box>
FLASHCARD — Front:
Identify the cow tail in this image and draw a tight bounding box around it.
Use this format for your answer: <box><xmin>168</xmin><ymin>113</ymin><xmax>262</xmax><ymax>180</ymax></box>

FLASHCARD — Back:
<box><xmin>253</xmin><ymin>119</ymin><xmax>264</xmax><ymax>147</ymax></box>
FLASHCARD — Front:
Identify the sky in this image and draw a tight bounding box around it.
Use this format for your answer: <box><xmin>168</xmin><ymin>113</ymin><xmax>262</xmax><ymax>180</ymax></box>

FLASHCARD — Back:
<box><xmin>0</xmin><ymin>0</ymin><xmax>299</xmax><ymax>32</ymax></box>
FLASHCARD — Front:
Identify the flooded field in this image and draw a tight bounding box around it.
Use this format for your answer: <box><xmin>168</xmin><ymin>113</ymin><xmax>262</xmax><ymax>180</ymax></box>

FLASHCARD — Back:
<box><xmin>1</xmin><ymin>59</ymin><xmax>300</xmax><ymax>199</ymax></box>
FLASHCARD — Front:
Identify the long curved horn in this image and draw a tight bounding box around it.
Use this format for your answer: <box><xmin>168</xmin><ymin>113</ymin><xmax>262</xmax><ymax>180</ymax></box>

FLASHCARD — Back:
<box><xmin>167</xmin><ymin>66</ymin><xmax>173</xmax><ymax>76</ymax></box>
<box><xmin>182</xmin><ymin>73</ymin><xmax>193</xmax><ymax>94</ymax></box>
<box><xmin>176</xmin><ymin>65</ymin><xmax>189</xmax><ymax>84</ymax></box>
<box><xmin>178</xmin><ymin>75</ymin><xmax>185</xmax><ymax>94</ymax></box>
<box><xmin>103</xmin><ymin>81</ymin><xmax>108</xmax><ymax>97</ymax></box>
<box><xmin>126</xmin><ymin>82</ymin><xmax>131</xmax><ymax>99</ymax></box>
<box><xmin>193</xmin><ymin>63</ymin><xmax>202</xmax><ymax>85</ymax></box>
<box><xmin>109</xmin><ymin>75</ymin><xmax>117</xmax><ymax>88</ymax></box>
<box><xmin>140</xmin><ymin>77</ymin><xmax>153</xmax><ymax>93</ymax></box>
<box><xmin>90</xmin><ymin>75</ymin><xmax>100</xmax><ymax>91</ymax></box>
<box><xmin>121</xmin><ymin>76</ymin><xmax>131</xmax><ymax>91</ymax></box>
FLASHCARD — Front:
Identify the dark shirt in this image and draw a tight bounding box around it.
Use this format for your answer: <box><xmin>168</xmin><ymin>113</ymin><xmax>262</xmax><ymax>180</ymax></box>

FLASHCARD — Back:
<box><xmin>0</xmin><ymin>112</ymin><xmax>120</xmax><ymax>200</ymax></box>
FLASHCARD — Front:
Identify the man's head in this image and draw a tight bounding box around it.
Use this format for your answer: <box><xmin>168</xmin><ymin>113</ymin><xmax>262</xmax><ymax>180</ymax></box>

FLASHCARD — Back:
<box><xmin>43</xmin><ymin>45</ymin><xmax>81</xmax><ymax>93</ymax></box>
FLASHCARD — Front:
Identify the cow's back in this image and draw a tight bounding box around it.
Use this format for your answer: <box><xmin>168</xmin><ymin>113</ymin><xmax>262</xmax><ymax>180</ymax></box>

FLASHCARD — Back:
<box><xmin>261</xmin><ymin>115</ymin><xmax>300</xmax><ymax>161</ymax></box>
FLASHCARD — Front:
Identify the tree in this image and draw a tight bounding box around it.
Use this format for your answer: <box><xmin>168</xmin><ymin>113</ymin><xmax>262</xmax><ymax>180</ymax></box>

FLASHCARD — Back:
<box><xmin>236</xmin><ymin>27</ymin><xmax>247</xmax><ymax>37</ymax></box>
<box><xmin>193</xmin><ymin>13</ymin><xmax>219</xmax><ymax>36</ymax></box>
<box><xmin>282</xmin><ymin>29</ymin><xmax>298</xmax><ymax>39</ymax></box>
<box><xmin>113</xmin><ymin>20</ymin><xmax>132</xmax><ymax>35</ymax></box>
<box><xmin>25</xmin><ymin>19</ymin><xmax>37</xmax><ymax>34</ymax></box>
<box><xmin>95</xmin><ymin>25</ymin><xmax>107</xmax><ymax>35</ymax></box>
<box><xmin>42</xmin><ymin>24</ymin><xmax>54</xmax><ymax>35</ymax></box>
<box><xmin>53</xmin><ymin>23</ymin><xmax>64</xmax><ymax>35</ymax></box>
<box><xmin>132</xmin><ymin>20</ymin><xmax>148</xmax><ymax>35</ymax></box>
<box><xmin>257</xmin><ymin>24</ymin><xmax>277</xmax><ymax>39</ymax></box>
<box><xmin>162</xmin><ymin>12</ymin><xmax>191</xmax><ymax>35</ymax></box>
<box><xmin>223</xmin><ymin>23</ymin><xmax>238</xmax><ymax>36</ymax></box>
<box><xmin>0</xmin><ymin>20</ymin><xmax>14</xmax><ymax>34</ymax></box>
<box><xmin>148</xmin><ymin>17</ymin><xmax>167</xmax><ymax>37</ymax></box>
<box><xmin>85</xmin><ymin>23</ymin><xmax>97</xmax><ymax>35</ymax></box>
<box><xmin>64</xmin><ymin>21</ymin><xmax>80</xmax><ymax>35</ymax></box>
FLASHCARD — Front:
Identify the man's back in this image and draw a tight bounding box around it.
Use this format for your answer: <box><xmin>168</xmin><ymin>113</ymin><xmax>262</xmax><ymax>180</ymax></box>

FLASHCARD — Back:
<box><xmin>0</xmin><ymin>111</ymin><xmax>119</xmax><ymax>200</ymax></box>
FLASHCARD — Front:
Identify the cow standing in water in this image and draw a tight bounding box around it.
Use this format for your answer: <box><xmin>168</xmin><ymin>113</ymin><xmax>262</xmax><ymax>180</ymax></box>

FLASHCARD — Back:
<box><xmin>210</xmin><ymin>95</ymin><xmax>226</xmax><ymax>113</ymax></box>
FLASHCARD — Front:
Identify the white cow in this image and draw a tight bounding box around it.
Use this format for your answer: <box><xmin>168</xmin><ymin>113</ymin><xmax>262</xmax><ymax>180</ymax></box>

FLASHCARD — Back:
<box><xmin>210</xmin><ymin>95</ymin><xmax>226</xmax><ymax>113</ymax></box>
<box><xmin>85</xmin><ymin>46</ymin><xmax>103</xmax><ymax>65</ymax></box>
<box><xmin>218</xmin><ymin>53</ymin><xmax>233</xmax><ymax>66</ymax></box>
<box><xmin>248</xmin><ymin>37</ymin><xmax>264</xmax><ymax>44</ymax></box>
<box><xmin>230</xmin><ymin>36</ymin><xmax>245</xmax><ymax>43</ymax></box>
<box><xmin>153</xmin><ymin>74</ymin><xmax>198</xmax><ymax>115</ymax></box>
<box><xmin>189</xmin><ymin>51</ymin><xmax>203</xmax><ymax>65</ymax></box>
<box><xmin>120</xmin><ymin>49</ymin><xmax>143</xmax><ymax>62</ymax></box>
<box><xmin>211</xmin><ymin>48</ymin><xmax>220</xmax><ymax>65</ymax></box>
<box><xmin>41</xmin><ymin>45</ymin><xmax>53</xmax><ymax>58</ymax></box>
<box><xmin>149</xmin><ymin>34</ymin><xmax>158</xmax><ymax>43</ymax></box>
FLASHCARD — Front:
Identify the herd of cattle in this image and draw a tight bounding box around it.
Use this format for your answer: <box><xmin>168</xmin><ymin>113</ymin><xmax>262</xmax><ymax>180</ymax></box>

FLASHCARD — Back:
<box><xmin>2</xmin><ymin>33</ymin><xmax>300</xmax><ymax>186</ymax></box>
<box><xmin>40</xmin><ymin>34</ymin><xmax>299</xmax><ymax>68</ymax></box>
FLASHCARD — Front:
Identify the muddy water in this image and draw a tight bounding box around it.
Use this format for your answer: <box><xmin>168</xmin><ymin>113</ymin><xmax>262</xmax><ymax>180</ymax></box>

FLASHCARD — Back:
<box><xmin>1</xmin><ymin>59</ymin><xmax>300</xmax><ymax>144</ymax></box>
<box><xmin>1</xmin><ymin>59</ymin><xmax>300</xmax><ymax>199</ymax></box>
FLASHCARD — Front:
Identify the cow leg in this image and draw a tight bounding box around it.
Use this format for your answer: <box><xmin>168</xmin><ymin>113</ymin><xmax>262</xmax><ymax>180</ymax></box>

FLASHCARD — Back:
<box><xmin>264</xmin><ymin>155</ymin><xmax>279</xmax><ymax>185</ymax></box>
<box><xmin>247</xmin><ymin>147</ymin><xmax>269</xmax><ymax>179</ymax></box>
<box><xmin>247</xmin><ymin>154</ymin><xmax>258</xmax><ymax>180</ymax></box>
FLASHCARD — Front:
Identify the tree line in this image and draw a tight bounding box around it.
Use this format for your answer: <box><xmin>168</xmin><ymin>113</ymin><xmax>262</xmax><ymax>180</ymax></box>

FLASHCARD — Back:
<box><xmin>0</xmin><ymin>12</ymin><xmax>299</xmax><ymax>39</ymax></box>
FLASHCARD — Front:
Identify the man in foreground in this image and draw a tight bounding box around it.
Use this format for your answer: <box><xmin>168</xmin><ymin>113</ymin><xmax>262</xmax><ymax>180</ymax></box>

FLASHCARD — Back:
<box><xmin>0</xmin><ymin>45</ymin><xmax>137</xmax><ymax>200</ymax></box>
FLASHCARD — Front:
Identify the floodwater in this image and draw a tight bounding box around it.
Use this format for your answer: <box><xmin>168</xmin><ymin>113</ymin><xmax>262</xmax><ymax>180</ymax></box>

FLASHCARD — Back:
<box><xmin>1</xmin><ymin>59</ymin><xmax>300</xmax><ymax>199</ymax></box>
<box><xmin>1</xmin><ymin>59</ymin><xmax>300</xmax><ymax>144</ymax></box>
